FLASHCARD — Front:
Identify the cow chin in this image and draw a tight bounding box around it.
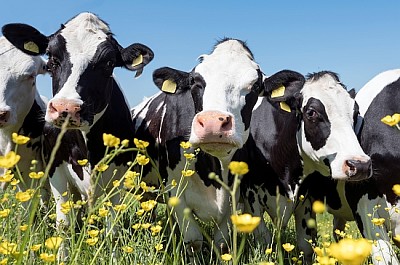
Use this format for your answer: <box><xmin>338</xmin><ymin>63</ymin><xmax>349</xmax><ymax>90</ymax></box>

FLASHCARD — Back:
<box><xmin>198</xmin><ymin>142</ymin><xmax>238</xmax><ymax>159</ymax></box>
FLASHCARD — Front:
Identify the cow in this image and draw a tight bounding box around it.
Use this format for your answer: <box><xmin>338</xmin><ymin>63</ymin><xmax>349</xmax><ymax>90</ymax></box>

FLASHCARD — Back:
<box><xmin>234</xmin><ymin>71</ymin><xmax>373</xmax><ymax>263</ymax></box>
<box><xmin>131</xmin><ymin>37</ymin><xmax>305</xmax><ymax>258</ymax></box>
<box><xmin>0</xmin><ymin>31</ymin><xmax>89</xmax><ymax>227</ymax></box>
<box><xmin>2</xmin><ymin>12</ymin><xmax>154</xmax><ymax>259</ymax></box>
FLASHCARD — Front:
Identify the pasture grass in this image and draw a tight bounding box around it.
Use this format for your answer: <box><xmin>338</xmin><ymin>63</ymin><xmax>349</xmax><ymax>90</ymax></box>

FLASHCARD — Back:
<box><xmin>0</xmin><ymin>131</ymin><xmax>399</xmax><ymax>264</ymax></box>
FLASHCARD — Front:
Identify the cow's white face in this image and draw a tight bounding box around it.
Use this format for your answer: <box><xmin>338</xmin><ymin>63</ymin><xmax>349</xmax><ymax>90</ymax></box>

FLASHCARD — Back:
<box><xmin>0</xmin><ymin>37</ymin><xmax>46</xmax><ymax>129</ymax></box>
<box><xmin>298</xmin><ymin>72</ymin><xmax>371</xmax><ymax>180</ymax></box>
<box><xmin>188</xmin><ymin>39</ymin><xmax>262</xmax><ymax>159</ymax></box>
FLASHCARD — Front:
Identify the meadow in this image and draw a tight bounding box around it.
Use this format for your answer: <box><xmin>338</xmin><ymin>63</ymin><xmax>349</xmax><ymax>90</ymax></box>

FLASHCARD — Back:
<box><xmin>0</xmin><ymin>128</ymin><xmax>398</xmax><ymax>265</ymax></box>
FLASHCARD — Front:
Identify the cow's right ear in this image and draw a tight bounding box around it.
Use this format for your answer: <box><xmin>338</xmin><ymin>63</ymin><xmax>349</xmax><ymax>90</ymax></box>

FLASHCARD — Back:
<box><xmin>2</xmin><ymin>23</ymin><xmax>48</xmax><ymax>56</ymax></box>
<box><xmin>263</xmin><ymin>70</ymin><xmax>305</xmax><ymax>113</ymax></box>
<box><xmin>153</xmin><ymin>67</ymin><xmax>190</xmax><ymax>94</ymax></box>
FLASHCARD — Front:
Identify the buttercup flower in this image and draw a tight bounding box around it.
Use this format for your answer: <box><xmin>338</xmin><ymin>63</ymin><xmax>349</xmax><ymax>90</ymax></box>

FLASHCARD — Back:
<box><xmin>19</xmin><ymin>224</ymin><xmax>28</xmax><ymax>231</ymax></box>
<box><xmin>265</xmin><ymin>248</ymin><xmax>273</xmax><ymax>255</ymax></box>
<box><xmin>0</xmin><ymin>209</ymin><xmax>10</xmax><ymax>218</ymax></box>
<box><xmin>371</xmin><ymin>218</ymin><xmax>385</xmax><ymax>226</ymax></box>
<box><xmin>221</xmin><ymin>253</ymin><xmax>232</xmax><ymax>261</ymax></box>
<box><xmin>141</xmin><ymin>223</ymin><xmax>151</xmax><ymax>229</ymax></box>
<box><xmin>103</xmin><ymin>133</ymin><xmax>120</xmax><ymax>147</ymax></box>
<box><xmin>168</xmin><ymin>196</ymin><xmax>180</xmax><ymax>207</ymax></box>
<box><xmin>61</xmin><ymin>201</ymin><xmax>74</xmax><ymax>214</ymax></box>
<box><xmin>77</xmin><ymin>159</ymin><xmax>88</xmax><ymax>166</ymax></box>
<box><xmin>0</xmin><ymin>258</ymin><xmax>8</xmax><ymax>265</ymax></box>
<box><xmin>29</xmin><ymin>171</ymin><xmax>44</xmax><ymax>179</ymax></box>
<box><xmin>40</xmin><ymin>253</ymin><xmax>56</xmax><ymax>262</ymax></box>
<box><xmin>0</xmin><ymin>151</ymin><xmax>20</xmax><ymax>169</ymax></box>
<box><xmin>154</xmin><ymin>243</ymin><xmax>163</xmax><ymax>251</ymax></box>
<box><xmin>181</xmin><ymin>169</ymin><xmax>195</xmax><ymax>177</ymax></box>
<box><xmin>0</xmin><ymin>171</ymin><xmax>13</xmax><ymax>182</ymax></box>
<box><xmin>45</xmin><ymin>237</ymin><xmax>63</xmax><ymax>250</ymax></box>
<box><xmin>228</xmin><ymin>161</ymin><xmax>249</xmax><ymax>175</ymax></box>
<box><xmin>282</xmin><ymin>243</ymin><xmax>295</xmax><ymax>252</ymax></box>
<box><xmin>122</xmin><ymin>246</ymin><xmax>134</xmax><ymax>253</ymax></box>
<box><xmin>393</xmin><ymin>184</ymin><xmax>400</xmax><ymax>196</ymax></box>
<box><xmin>231</xmin><ymin>213</ymin><xmax>260</xmax><ymax>233</ymax></box>
<box><xmin>12</xmin><ymin>133</ymin><xmax>30</xmax><ymax>145</ymax></box>
<box><xmin>329</xmin><ymin>238</ymin><xmax>372</xmax><ymax>265</ymax></box>
<box><xmin>0</xmin><ymin>241</ymin><xmax>16</xmax><ymax>255</ymax></box>
<box><xmin>95</xmin><ymin>163</ymin><xmax>109</xmax><ymax>172</ymax></box>
<box><xmin>87</xmin><ymin>229</ymin><xmax>100</xmax><ymax>238</ymax></box>
<box><xmin>30</xmin><ymin>244</ymin><xmax>41</xmax><ymax>251</ymax></box>
<box><xmin>15</xmin><ymin>189</ymin><xmax>34</xmax><ymax>202</ymax></box>
<box><xmin>141</xmin><ymin>200</ymin><xmax>157</xmax><ymax>211</ymax></box>
<box><xmin>312</xmin><ymin>200</ymin><xmax>326</xmax><ymax>213</ymax></box>
<box><xmin>180</xmin><ymin>141</ymin><xmax>192</xmax><ymax>149</ymax></box>
<box><xmin>98</xmin><ymin>207</ymin><xmax>109</xmax><ymax>217</ymax></box>
<box><xmin>121</xmin><ymin>139</ymin><xmax>130</xmax><ymax>147</ymax></box>
<box><xmin>151</xmin><ymin>225</ymin><xmax>162</xmax><ymax>236</ymax></box>
<box><xmin>114</xmin><ymin>204</ymin><xmax>128</xmax><ymax>212</ymax></box>
<box><xmin>137</xmin><ymin>154</ymin><xmax>150</xmax><ymax>165</ymax></box>
<box><xmin>381</xmin><ymin>113</ymin><xmax>400</xmax><ymax>126</ymax></box>
<box><xmin>134</xmin><ymin>138</ymin><xmax>149</xmax><ymax>149</ymax></box>
<box><xmin>86</xmin><ymin>237</ymin><xmax>99</xmax><ymax>246</ymax></box>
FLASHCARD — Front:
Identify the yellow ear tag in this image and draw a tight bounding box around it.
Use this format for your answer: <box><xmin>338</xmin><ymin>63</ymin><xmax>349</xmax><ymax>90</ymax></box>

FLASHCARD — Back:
<box><xmin>161</xmin><ymin>79</ymin><xmax>177</xmax><ymax>93</ymax></box>
<box><xmin>132</xmin><ymin>54</ymin><xmax>143</xmax><ymax>67</ymax></box>
<box><xmin>271</xmin><ymin>85</ymin><xmax>285</xmax><ymax>98</ymax></box>
<box><xmin>280</xmin><ymin>102</ymin><xmax>291</xmax><ymax>113</ymax></box>
<box><xmin>23</xmin><ymin>41</ymin><xmax>39</xmax><ymax>54</ymax></box>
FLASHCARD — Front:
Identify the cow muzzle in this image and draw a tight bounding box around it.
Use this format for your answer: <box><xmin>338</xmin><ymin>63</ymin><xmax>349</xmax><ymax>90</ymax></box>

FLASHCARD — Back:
<box><xmin>47</xmin><ymin>99</ymin><xmax>82</xmax><ymax>128</ymax></box>
<box><xmin>344</xmin><ymin>158</ymin><xmax>372</xmax><ymax>181</ymax></box>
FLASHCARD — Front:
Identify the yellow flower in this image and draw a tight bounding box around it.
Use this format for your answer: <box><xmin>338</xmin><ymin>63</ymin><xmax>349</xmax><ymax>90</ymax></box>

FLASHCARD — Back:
<box><xmin>141</xmin><ymin>223</ymin><xmax>151</xmax><ymax>229</ymax></box>
<box><xmin>12</xmin><ymin>133</ymin><xmax>30</xmax><ymax>145</ymax></box>
<box><xmin>221</xmin><ymin>253</ymin><xmax>232</xmax><ymax>261</ymax></box>
<box><xmin>87</xmin><ymin>229</ymin><xmax>100</xmax><ymax>238</ymax></box>
<box><xmin>231</xmin><ymin>213</ymin><xmax>261</xmax><ymax>233</ymax></box>
<box><xmin>136</xmin><ymin>154</ymin><xmax>150</xmax><ymax>165</ymax></box>
<box><xmin>122</xmin><ymin>246</ymin><xmax>134</xmax><ymax>253</ymax></box>
<box><xmin>0</xmin><ymin>209</ymin><xmax>10</xmax><ymax>218</ymax></box>
<box><xmin>95</xmin><ymin>163</ymin><xmax>109</xmax><ymax>172</ymax></box>
<box><xmin>0</xmin><ymin>258</ymin><xmax>8</xmax><ymax>265</ymax></box>
<box><xmin>132</xmin><ymin>224</ymin><xmax>141</xmax><ymax>230</ymax></box>
<box><xmin>381</xmin><ymin>113</ymin><xmax>400</xmax><ymax>126</ymax></box>
<box><xmin>181</xmin><ymin>169</ymin><xmax>195</xmax><ymax>177</ymax></box>
<box><xmin>168</xmin><ymin>196</ymin><xmax>180</xmax><ymax>207</ymax></box>
<box><xmin>61</xmin><ymin>201</ymin><xmax>74</xmax><ymax>214</ymax></box>
<box><xmin>113</xmin><ymin>180</ymin><xmax>120</xmax><ymax>188</ymax></box>
<box><xmin>0</xmin><ymin>242</ymin><xmax>16</xmax><ymax>255</ymax></box>
<box><xmin>98</xmin><ymin>207</ymin><xmax>109</xmax><ymax>217</ymax></box>
<box><xmin>103</xmin><ymin>133</ymin><xmax>120</xmax><ymax>147</ymax></box>
<box><xmin>10</xmin><ymin>178</ymin><xmax>19</xmax><ymax>186</ymax></box>
<box><xmin>180</xmin><ymin>141</ymin><xmax>192</xmax><ymax>149</ymax></box>
<box><xmin>141</xmin><ymin>200</ymin><xmax>157</xmax><ymax>211</ymax></box>
<box><xmin>134</xmin><ymin>138</ymin><xmax>149</xmax><ymax>149</ymax></box>
<box><xmin>171</xmin><ymin>179</ymin><xmax>177</xmax><ymax>187</ymax></box>
<box><xmin>184</xmin><ymin>153</ymin><xmax>196</xmax><ymax>160</ymax></box>
<box><xmin>0</xmin><ymin>171</ymin><xmax>13</xmax><ymax>182</ymax></box>
<box><xmin>133</xmin><ymin>194</ymin><xmax>143</xmax><ymax>201</ymax></box>
<box><xmin>45</xmin><ymin>237</ymin><xmax>63</xmax><ymax>250</ymax></box>
<box><xmin>154</xmin><ymin>243</ymin><xmax>163</xmax><ymax>251</ymax></box>
<box><xmin>265</xmin><ymin>248</ymin><xmax>273</xmax><ymax>255</ymax></box>
<box><xmin>86</xmin><ymin>237</ymin><xmax>99</xmax><ymax>246</ymax></box>
<box><xmin>15</xmin><ymin>190</ymin><xmax>34</xmax><ymax>202</ymax></box>
<box><xmin>30</xmin><ymin>244</ymin><xmax>41</xmax><ymax>251</ymax></box>
<box><xmin>329</xmin><ymin>238</ymin><xmax>372</xmax><ymax>265</ymax></box>
<box><xmin>228</xmin><ymin>161</ymin><xmax>249</xmax><ymax>175</ymax></box>
<box><xmin>316</xmin><ymin>256</ymin><xmax>336</xmax><ymax>265</ymax></box>
<box><xmin>29</xmin><ymin>171</ymin><xmax>44</xmax><ymax>179</ymax></box>
<box><xmin>77</xmin><ymin>159</ymin><xmax>88</xmax><ymax>166</ymax></box>
<box><xmin>40</xmin><ymin>253</ymin><xmax>56</xmax><ymax>262</ymax></box>
<box><xmin>114</xmin><ymin>204</ymin><xmax>128</xmax><ymax>212</ymax></box>
<box><xmin>371</xmin><ymin>218</ymin><xmax>385</xmax><ymax>226</ymax></box>
<box><xmin>312</xmin><ymin>200</ymin><xmax>326</xmax><ymax>214</ymax></box>
<box><xmin>393</xmin><ymin>184</ymin><xmax>400</xmax><ymax>196</ymax></box>
<box><xmin>299</xmin><ymin>194</ymin><xmax>305</xmax><ymax>201</ymax></box>
<box><xmin>151</xmin><ymin>225</ymin><xmax>162</xmax><ymax>236</ymax></box>
<box><xmin>0</xmin><ymin>151</ymin><xmax>20</xmax><ymax>169</ymax></box>
<box><xmin>282</xmin><ymin>243</ymin><xmax>295</xmax><ymax>252</ymax></box>
<box><xmin>20</xmin><ymin>224</ymin><xmax>28</xmax><ymax>231</ymax></box>
<box><xmin>140</xmin><ymin>181</ymin><xmax>155</xmax><ymax>192</ymax></box>
<box><xmin>121</xmin><ymin>139</ymin><xmax>130</xmax><ymax>147</ymax></box>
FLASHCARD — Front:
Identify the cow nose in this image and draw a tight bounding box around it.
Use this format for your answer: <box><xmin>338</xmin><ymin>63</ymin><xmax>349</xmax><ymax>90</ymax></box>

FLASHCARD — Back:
<box><xmin>0</xmin><ymin>110</ymin><xmax>10</xmax><ymax>126</ymax></box>
<box><xmin>194</xmin><ymin>111</ymin><xmax>233</xmax><ymax>140</ymax></box>
<box><xmin>48</xmin><ymin>99</ymin><xmax>81</xmax><ymax>126</ymax></box>
<box><xmin>345</xmin><ymin>159</ymin><xmax>372</xmax><ymax>180</ymax></box>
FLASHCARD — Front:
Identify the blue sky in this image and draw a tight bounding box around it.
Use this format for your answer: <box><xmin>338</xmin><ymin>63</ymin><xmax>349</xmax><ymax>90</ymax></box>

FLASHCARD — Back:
<box><xmin>1</xmin><ymin>1</ymin><xmax>399</xmax><ymax>107</ymax></box>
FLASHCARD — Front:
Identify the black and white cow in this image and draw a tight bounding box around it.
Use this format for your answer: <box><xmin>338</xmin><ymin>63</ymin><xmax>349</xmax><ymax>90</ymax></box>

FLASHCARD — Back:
<box><xmin>132</xmin><ymin>38</ymin><xmax>305</xmax><ymax>256</ymax></box>
<box><xmin>2</xmin><ymin>12</ymin><xmax>154</xmax><ymax>232</ymax></box>
<box><xmin>234</xmin><ymin>71</ymin><xmax>373</xmax><ymax>263</ymax></box>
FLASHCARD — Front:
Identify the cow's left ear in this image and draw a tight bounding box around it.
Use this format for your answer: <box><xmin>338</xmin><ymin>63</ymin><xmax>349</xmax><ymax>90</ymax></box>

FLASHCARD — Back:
<box><xmin>2</xmin><ymin>23</ymin><xmax>48</xmax><ymax>56</ymax></box>
<box><xmin>348</xmin><ymin>88</ymin><xmax>356</xmax><ymax>99</ymax></box>
<box><xmin>120</xmin><ymin>43</ymin><xmax>154</xmax><ymax>78</ymax></box>
<box><xmin>263</xmin><ymin>70</ymin><xmax>305</xmax><ymax>112</ymax></box>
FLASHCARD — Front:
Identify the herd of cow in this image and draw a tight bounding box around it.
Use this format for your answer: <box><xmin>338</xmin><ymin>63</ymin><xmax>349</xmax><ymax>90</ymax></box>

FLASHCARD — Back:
<box><xmin>0</xmin><ymin>12</ymin><xmax>399</xmax><ymax>264</ymax></box>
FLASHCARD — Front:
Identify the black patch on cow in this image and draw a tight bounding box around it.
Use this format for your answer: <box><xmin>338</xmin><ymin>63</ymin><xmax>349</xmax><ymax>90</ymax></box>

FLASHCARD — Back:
<box><xmin>359</xmin><ymin>77</ymin><xmax>400</xmax><ymax>204</ymax></box>
<box><xmin>46</xmin><ymin>34</ymin><xmax>72</xmax><ymax>96</ymax></box>
<box><xmin>189</xmin><ymin>72</ymin><xmax>206</xmax><ymax>114</ymax></box>
<box><xmin>240</xmin><ymin>69</ymin><xmax>264</xmax><ymax>130</ymax></box>
<box><xmin>195</xmin><ymin>151</ymin><xmax>222</xmax><ymax>188</ymax></box>
<box><xmin>20</xmin><ymin>100</ymin><xmax>45</xmax><ymax>147</ymax></box>
<box><xmin>302</xmin><ymin>98</ymin><xmax>331</xmax><ymax>151</ymax></box>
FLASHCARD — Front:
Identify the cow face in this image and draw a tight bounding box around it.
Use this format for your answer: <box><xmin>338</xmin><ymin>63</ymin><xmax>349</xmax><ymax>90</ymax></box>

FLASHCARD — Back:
<box><xmin>0</xmin><ymin>36</ymin><xmax>46</xmax><ymax>129</ymax></box>
<box><xmin>269</xmin><ymin>71</ymin><xmax>371</xmax><ymax>180</ymax></box>
<box><xmin>2</xmin><ymin>12</ymin><xmax>154</xmax><ymax>132</ymax></box>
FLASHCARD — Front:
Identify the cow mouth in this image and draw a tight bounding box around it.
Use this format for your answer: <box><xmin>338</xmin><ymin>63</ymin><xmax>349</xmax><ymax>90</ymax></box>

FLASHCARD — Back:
<box><xmin>198</xmin><ymin>142</ymin><xmax>238</xmax><ymax>157</ymax></box>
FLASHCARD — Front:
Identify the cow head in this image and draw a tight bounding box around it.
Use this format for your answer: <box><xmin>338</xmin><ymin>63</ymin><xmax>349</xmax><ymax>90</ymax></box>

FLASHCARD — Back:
<box><xmin>267</xmin><ymin>71</ymin><xmax>371</xmax><ymax>181</ymax></box>
<box><xmin>3</xmin><ymin>12</ymin><xmax>154</xmax><ymax>132</ymax></box>
<box><xmin>0</xmin><ymin>36</ymin><xmax>46</xmax><ymax>129</ymax></box>
<box><xmin>153</xmin><ymin>39</ymin><xmax>305</xmax><ymax>161</ymax></box>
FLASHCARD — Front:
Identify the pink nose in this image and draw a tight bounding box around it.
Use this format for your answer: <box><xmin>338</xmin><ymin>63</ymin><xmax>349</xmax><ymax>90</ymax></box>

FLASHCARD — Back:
<box><xmin>193</xmin><ymin>111</ymin><xmax>233</xmax><ymax>142</ymax></box>
<box><xmin>48</xmin><ymin>99</ymin><xmax>81</xmax><ymax>126</ymax></box>
<box><xmin>0</xmin><ymin>111</ymin><xmax>10</xmax><ymax>126</ymax></box>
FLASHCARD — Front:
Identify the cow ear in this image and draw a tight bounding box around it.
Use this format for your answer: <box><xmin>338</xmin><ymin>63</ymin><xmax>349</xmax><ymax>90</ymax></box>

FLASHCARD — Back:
<box><xmin>348</xmin><ymin>88</ymin><xmax>356</xmax><ymax>99</ymax></box>
<box><xmin>2</xmin><ymin>23</ymin><xmax>48</xmax><ymax>55</ymax></box>
<box><xmin>153</xmin><ymin>67</ymin><xmax>190</xmax><ymax>94</ymax></box>
<box><xmin>120</xmin><ymin>43</ymin><xmax>154</xmax><ymax>78</ymax></box>
<box><xmin>263</xmin><ymin>70</ymin><xmax>305</xmax><ymax>112</ymax></box>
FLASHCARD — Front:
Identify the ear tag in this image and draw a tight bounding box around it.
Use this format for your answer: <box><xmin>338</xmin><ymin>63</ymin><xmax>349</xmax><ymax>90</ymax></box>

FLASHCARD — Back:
<box><xmin>271</xmin><ymin>85</ymin><xmax>285</xmax><ymax>98</ymax></box>
<box><xmin>24</xmin><ymin>41</ymin><xmax>39</xmax><ymax>54</ymax></box>
<box><xmin>280</xmin><ymin>102</ymin><xmax>291</xmax><ymax>112</ymax></box>
<box><xmin>132</xmin><ymin>54</ymin><xmax>143</xmax><ymax>67</ymax></box>
<box><xmin>161</xmin><ymin>79</ymin><xmax>177</xmax><ymax>93</ymax></box>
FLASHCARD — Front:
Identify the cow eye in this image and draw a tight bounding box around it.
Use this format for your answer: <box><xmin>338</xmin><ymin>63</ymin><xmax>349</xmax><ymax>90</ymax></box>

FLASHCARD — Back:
<box><xmin>106</xmin><ymin>60</ymin><xmax>115</xmax><ymax>68</ymax></box>
<box><xmin>47</xmin><ymin>58</ymin><xmax>60</xmax><ymax>72</ymax></box>
<box><xmin>306</xmin><ymin>108</ymin><xmax>318</xmax><ymax>120</ymax></box>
